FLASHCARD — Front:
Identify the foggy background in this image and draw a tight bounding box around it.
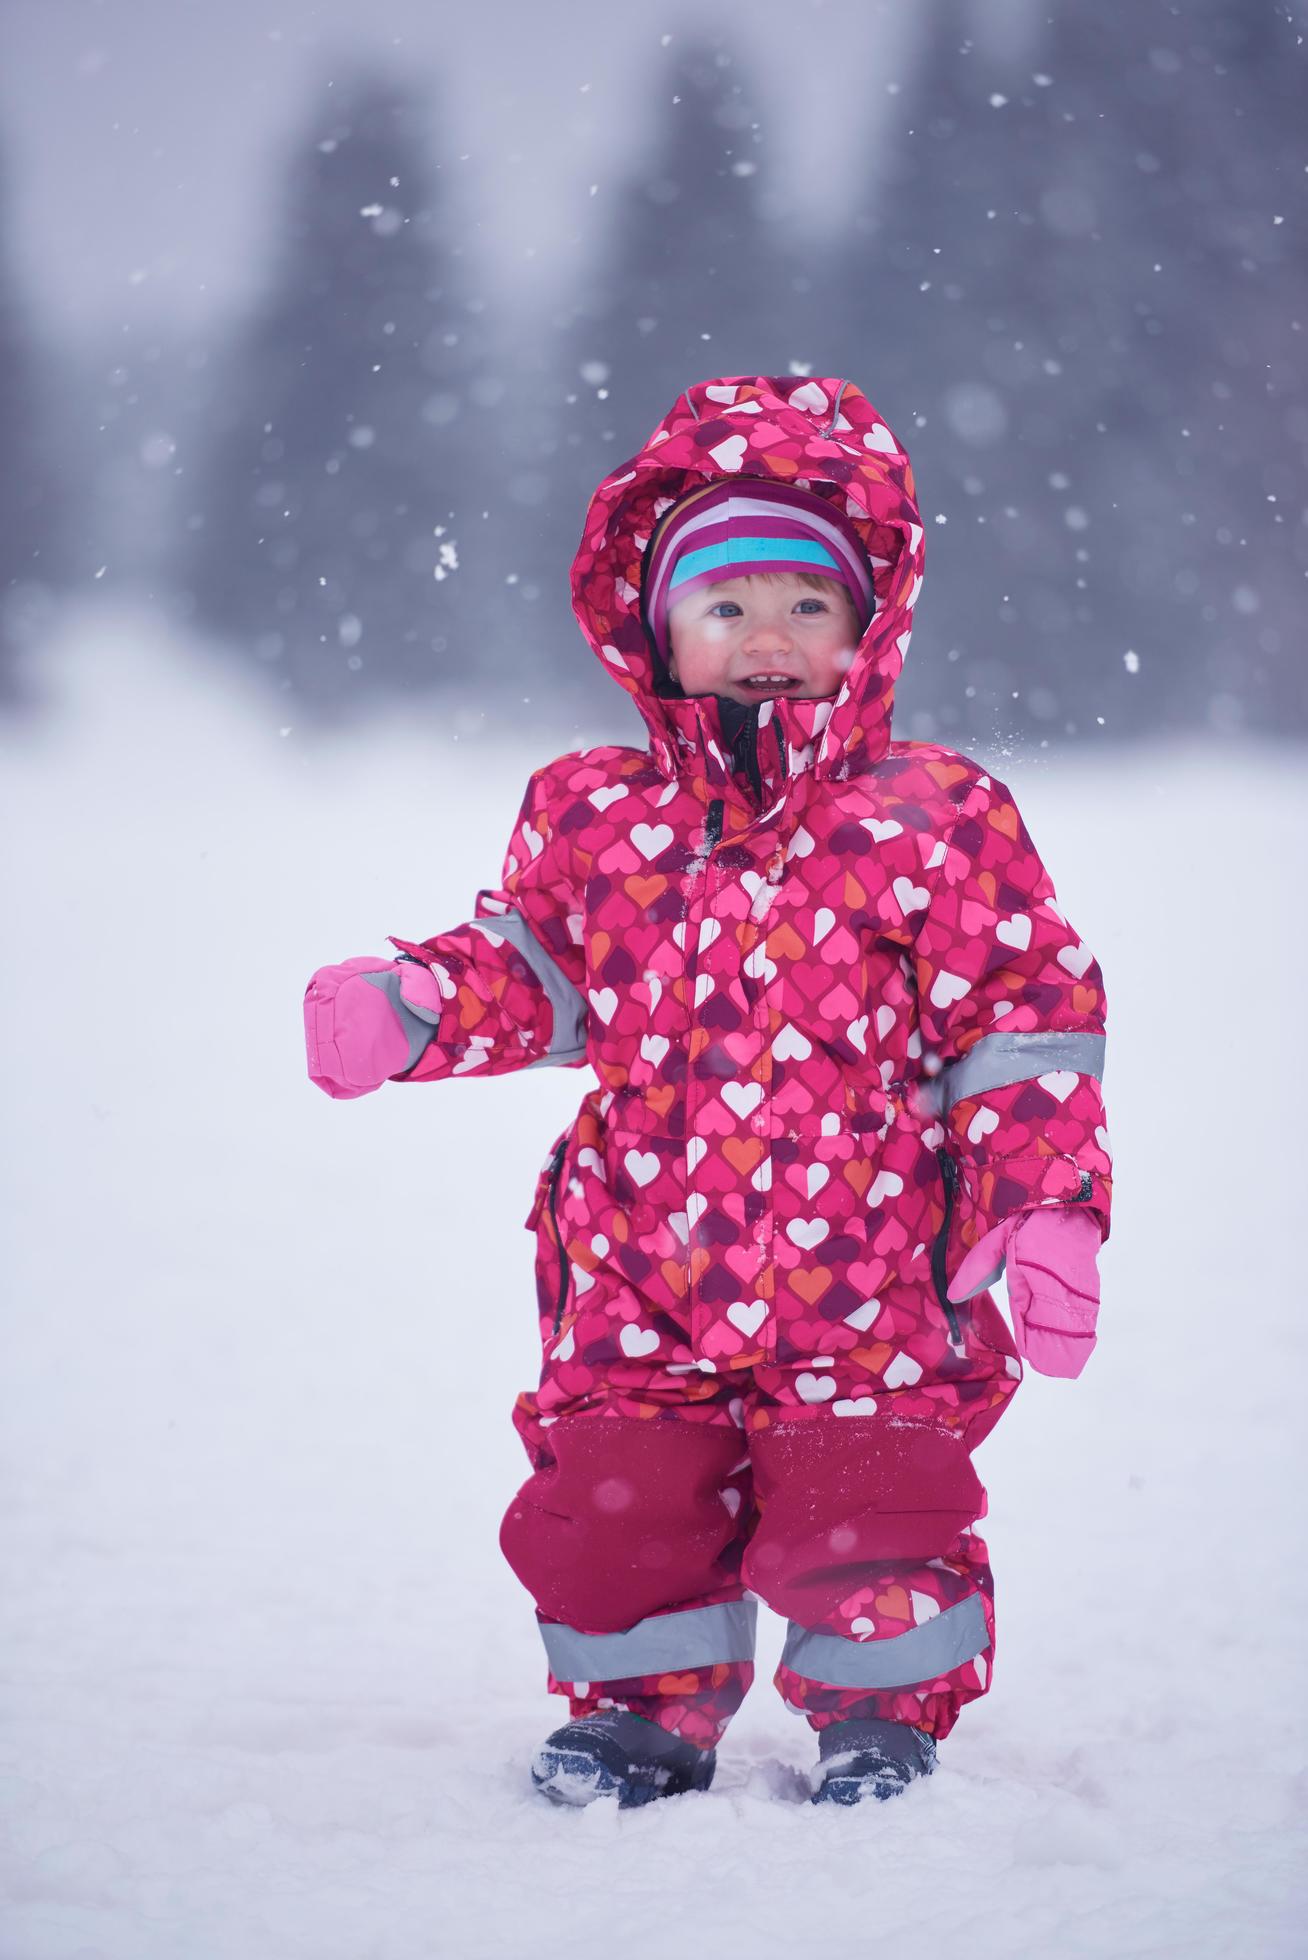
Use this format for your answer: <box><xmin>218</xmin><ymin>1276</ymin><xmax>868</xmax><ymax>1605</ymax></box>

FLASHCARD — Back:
<box><xmin>4</xmin><ymin>7</ymin><xmax>1307</xmax><ymax>1954</ymax></box>
<box><xmin>2</xmin><ymin>0</ymin><xmax>1304</xmax><ymax>747</ymax></box>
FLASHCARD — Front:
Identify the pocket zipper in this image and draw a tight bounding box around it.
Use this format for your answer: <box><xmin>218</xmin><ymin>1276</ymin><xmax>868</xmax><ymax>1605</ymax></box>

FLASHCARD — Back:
<box><xmin>545</xmin><ymin>1136</ymin><xmax>572</xmax><ymax>1335</ymax></box>
<box><xmin>929</xmin><ymin>1147</ymin><xmax>965</xmax><ymax>1344</ymax></box>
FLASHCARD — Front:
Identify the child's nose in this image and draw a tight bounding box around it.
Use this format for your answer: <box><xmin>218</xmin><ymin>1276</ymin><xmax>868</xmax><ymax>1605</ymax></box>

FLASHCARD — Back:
<box><xmin>743</xmin><ymin>619</ymin><xmax>793</xmax><ymax>652</ymax></box>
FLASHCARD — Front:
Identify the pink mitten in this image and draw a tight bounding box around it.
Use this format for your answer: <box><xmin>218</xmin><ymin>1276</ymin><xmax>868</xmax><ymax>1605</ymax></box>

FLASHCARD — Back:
<box><xmin>948</xmin><ymin>1206</ymin><xmax>1103</xmax><ymax>1379</ymax></box>
<box><xmin>304</xmin><ymin>955</ymin><xmax>447</xmax><ymax>1100</ymax></box>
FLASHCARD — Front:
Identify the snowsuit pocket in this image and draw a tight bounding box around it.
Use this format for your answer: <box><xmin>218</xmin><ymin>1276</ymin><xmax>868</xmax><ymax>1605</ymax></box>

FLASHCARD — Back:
<box><xmin>526</xmin><ymin>1133</ymin><xmax>573</xmax><ymax>1335</ymax></box>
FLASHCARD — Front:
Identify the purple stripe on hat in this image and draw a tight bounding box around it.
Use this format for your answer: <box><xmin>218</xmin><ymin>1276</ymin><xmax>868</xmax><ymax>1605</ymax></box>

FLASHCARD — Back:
<box><xmin>643</xmin><ymin>479</ymin><xmax>874</xmax><ymax>666</ymax></box>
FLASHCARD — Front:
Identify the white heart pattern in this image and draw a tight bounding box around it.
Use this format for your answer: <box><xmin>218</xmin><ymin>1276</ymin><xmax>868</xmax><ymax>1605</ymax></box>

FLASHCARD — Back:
<box><xmin>929</xmin><ymin>970</ymin><xmax>971</xmax><ymax>1010</ymax></box>
<box><xmin>1057</xmin><ymin>941</ymin><xmax>1093</xmax><ymax>978</ymax></box>
<box><xmin>631</xmin><ymin>823</ymin><xmax>673</xmax><ymax>861</ymax></box>
<box><xmin>882</xmin><ymin>1352</ymin><xmax>924</xmax><ymax>1389</ymax></box>
<box><xmin>588</xmin><ymin>988</ymin><xmax>618</xmax><ymax>1024</ymax></box>
<box><xmin>788</xmin><ymin>380</ymin><xmax>830</xmax><ymax>414</ymax></box>
<box><xmin>772</xmin><ymin>1024</ymin><xmax>812</xmax><ymax>1062</ymax></box>
<box><xmin>1038</xmin><ymin>1070</ymin><xmax>1079</xmax><ymax>1103</ymax></box>
<box><xmin>795</xmin><ymin>1371</ymin><xmax>837</xmax><ymax>1403</ymax></box>
<box><xmin>843</xmin><ymin>1297</ymin><xmax>881</xmax><ymax>1332</ymax></box>
<box><xmin>727</xmin><ymin>1299</ymin><xmax>768</xmax><ymax>1336</ymax></box>
<box><xmin>786</xmin><ymin>1218</ymin><xmax>830</xmax><ymax>1249</ymax></box>
<box><xmin>722</xmin><ymin>1080</ymin><xmax>763</xmax><ymax>1118</ymax></box>
<box><xmin>624</xmin><ymin>1150</ymin><xmax>659</xmax><ymax>1188</ymax></box>
<box><xmin>893</xmin><ymin>876</ymin><xmax>929</xmax><ymax>917</ymax></box>
<box><xmin>708</xmin><ymin>433</ymin><xmax>747</xmax><ymax>471</ymax></box>
<box><xmin>995</xmin><ymin>914</ymin><xmax>1031</xmax><ymax>950</ymax></box>
<box><xmin>620</xmin><ymin>1324</ymin><xmax>660</xmax><ymax>1358</ymax></box>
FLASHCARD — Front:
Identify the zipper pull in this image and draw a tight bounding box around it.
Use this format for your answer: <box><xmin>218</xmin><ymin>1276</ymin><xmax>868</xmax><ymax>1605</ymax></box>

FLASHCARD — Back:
<box><xmin>705</xmin><ymin>798</ymin><xmax>725</xmax><ymax>852</ymax></box>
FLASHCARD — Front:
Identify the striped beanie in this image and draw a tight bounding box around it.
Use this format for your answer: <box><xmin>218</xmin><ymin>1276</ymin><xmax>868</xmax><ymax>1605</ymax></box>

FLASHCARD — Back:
<box><xmin>643</xmin><ymin>478</ymin><xmax>875</xmax><ymax>669</ymax></box>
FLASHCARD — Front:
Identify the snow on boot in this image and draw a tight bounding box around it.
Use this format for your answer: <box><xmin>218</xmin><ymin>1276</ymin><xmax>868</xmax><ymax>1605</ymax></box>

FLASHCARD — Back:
<box><xmin>810</xmin><ymin>1718</ymin><xmax>937</xmax><ymax>1805</ymax></box>
<box><xmin>530</xmin><ymin>1710</ymin><xmax>716</xmax><ymax>1809</ymax></box>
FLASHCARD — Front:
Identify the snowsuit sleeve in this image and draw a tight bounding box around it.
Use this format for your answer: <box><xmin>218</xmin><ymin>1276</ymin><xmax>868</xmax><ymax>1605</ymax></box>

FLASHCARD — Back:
<box><xmin>912</xmin><ymin>771</ymin><xmax>1113</xmax><ymax>1274</ymax></box>
<box><xmin>386</xmin><ymin>764</ymin><xmax>588</xmax><ymax>1082</ymax></box>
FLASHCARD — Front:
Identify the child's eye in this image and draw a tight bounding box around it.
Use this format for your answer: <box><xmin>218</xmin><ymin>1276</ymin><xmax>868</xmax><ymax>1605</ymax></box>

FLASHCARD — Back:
<box><xmin>795</xmin><ymin>599</ymin><xmax>828</xmax><ymax>614</ymax></box>
<box><xmin>708</xmin><ymin>602</ymin><xmax>743</xmax><ymax>617</ymax></box>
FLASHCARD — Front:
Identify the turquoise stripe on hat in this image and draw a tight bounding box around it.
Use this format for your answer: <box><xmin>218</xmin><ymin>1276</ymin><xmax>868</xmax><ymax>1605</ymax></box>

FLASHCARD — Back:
<box><xmin>667</xmin><ymin>536</ymin><xmax>841</xmax><ymax>589</ymax></box>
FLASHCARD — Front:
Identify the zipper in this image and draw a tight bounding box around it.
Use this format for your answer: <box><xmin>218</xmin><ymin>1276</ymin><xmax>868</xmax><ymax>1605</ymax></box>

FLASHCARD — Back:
<box><xmin>929</xmin><ymin>1147</ymin><xmax>964</xmax><ymax>1344</ymax></box>
<box><xmin>685</xmin><ymin>798</ymin><xmax>726</xmax><ymax>1002</ymax></box>
<box><xmin>545</xmin><ymin>1135</ymin><xmax>572</xmax><ymax>1335</ymax></box>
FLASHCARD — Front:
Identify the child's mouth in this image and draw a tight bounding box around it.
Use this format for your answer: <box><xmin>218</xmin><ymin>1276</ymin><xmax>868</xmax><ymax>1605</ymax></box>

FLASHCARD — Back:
<box><xmin>738</xmin><ymin>674</ymin><xmax>800</xmax><ymax>695</ymax></box>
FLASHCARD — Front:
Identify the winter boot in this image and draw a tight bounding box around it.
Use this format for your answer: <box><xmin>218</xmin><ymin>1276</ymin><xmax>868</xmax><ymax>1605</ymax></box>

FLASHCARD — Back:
<box><xmin>810</xmin><ymin>1717</ymin><xmax>937</xmax><ymax>1805</ymax></box>
<box><xmin>530</xmin><ymin>1710</ymin><xmax>716</xmax><ymax>1809</ymax></box>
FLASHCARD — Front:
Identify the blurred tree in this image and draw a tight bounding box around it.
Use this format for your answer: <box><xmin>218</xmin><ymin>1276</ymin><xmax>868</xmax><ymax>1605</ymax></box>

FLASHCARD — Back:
<box><xmin>822</xmin><ymin>0</ymin><xmax>1307</xmax><ymax>749</ymax></box>
<box><xmin>184</xmin><ymin>66</ymin><xmax>492</xmax><ymax>719</ymax></box>
<box><xmin>0</xmin><ymin>140</ymin><xmax>66</xmax><ymax>705</ymax></box>
<box><xmin>500</xmin><ymin>36</ymin><xmax>821</xmax><ymax>700</ymax></box>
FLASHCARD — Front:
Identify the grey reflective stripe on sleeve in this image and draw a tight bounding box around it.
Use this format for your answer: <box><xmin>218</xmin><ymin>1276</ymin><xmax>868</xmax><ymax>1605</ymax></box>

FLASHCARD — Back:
<box><xmin>539</xmin><ymin>1600</ymin><xmax>758</xmax><ymax>1682</ymax></box>
<box><xmin>360</xmin><ymin>968</ymin><xmax>441</xmax><ymax>1071</ymax></box>
<box><xmin>948</xmin><ymin>1253</ymin><xmax>1008</xmax><ymax>1306</ymax></box>
<box><xmin>780</xmin><ymin>1592</ymin><xmax>988</xmax><ymax>1690</ymax></box>
<box><xmin>937</xmin><ymin>1030</ymin><xmax>1106</xmax><ymax>1116</ymax></box>
<box><xmin>467</xmin><ymin>910</ymin><xmax>588</xmax><ymax>1065</ymax></box>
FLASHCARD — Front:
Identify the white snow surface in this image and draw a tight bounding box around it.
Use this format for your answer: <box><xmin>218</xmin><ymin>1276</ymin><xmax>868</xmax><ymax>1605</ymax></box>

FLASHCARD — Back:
<box><xmin>2</xmin><ymin>608</ymin><xmax>1304</xmax><ymax>1959</ymax></box>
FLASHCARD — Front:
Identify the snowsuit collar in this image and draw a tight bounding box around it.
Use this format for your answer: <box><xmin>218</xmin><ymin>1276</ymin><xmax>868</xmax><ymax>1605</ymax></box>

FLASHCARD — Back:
<box><xmin>570</xmin><ymin>374</ymin><xmax>925</xmax><ymax>809</ymax></box>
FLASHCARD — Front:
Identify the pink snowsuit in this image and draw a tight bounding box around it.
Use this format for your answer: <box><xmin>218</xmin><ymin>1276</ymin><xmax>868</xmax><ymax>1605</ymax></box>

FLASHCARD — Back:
<box><xmin>384</xmin><ymin>374</ymin><xmax>1113</xmax><ymax>1749</ymax></box>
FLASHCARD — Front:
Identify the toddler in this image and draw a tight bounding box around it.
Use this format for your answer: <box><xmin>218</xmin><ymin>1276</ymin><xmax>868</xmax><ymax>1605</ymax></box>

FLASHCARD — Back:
<box><xmin>304</xmin><ymin>373</ymin><xmax>1111</xmax><ymax>1808</ymax></box>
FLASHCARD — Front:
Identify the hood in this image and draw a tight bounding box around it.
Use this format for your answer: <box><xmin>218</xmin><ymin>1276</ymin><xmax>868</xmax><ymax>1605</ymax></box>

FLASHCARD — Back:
<box><xmin>570</xmin><ymin>374</ymin><xmax>925</xmax><ymax>785</ymax></box>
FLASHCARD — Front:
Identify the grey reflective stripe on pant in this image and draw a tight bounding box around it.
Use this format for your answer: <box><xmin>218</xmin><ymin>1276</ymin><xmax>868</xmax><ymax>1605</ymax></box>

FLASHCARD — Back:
<box><xmin>539</xmin><ymin>1600</ymin><xmax>758</xmax><ymax>1683</ymax></box>
<box><xmin>781</xmin><ymin>1592</ymin><xmax>988</xmax><ymax>1690</ymax></box>
<box><xmin>468</xmin><ymin>910</ymin><xmax>588</xmax><ymax>1066</ymax></box>
<box><xmin>935</xmin><ymin>1030</ymin><xmax>1106</xmax><ymax>1117</ymax></box>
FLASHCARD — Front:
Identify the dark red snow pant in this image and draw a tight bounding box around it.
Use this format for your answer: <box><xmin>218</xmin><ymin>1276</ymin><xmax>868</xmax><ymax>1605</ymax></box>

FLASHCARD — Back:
<box><xmin>500</xmin><ymin>1409</ymin><xmax>995</xmax><ymax>1751</ymax></box>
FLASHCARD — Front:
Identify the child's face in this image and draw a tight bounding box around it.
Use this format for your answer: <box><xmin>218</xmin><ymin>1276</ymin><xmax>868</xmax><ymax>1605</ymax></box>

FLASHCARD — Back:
<box><xmin>667</xmin><ymin>573</ymin><xmax>861</xmax><ymax>705</ymax></box>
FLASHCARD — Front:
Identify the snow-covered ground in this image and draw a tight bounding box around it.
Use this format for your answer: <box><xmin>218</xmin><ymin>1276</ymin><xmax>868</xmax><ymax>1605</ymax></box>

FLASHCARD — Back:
<box><xmin>2</xmin><ymin>607</ymin><xmax>1304</xmax><ymax>1959</ymax></box>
